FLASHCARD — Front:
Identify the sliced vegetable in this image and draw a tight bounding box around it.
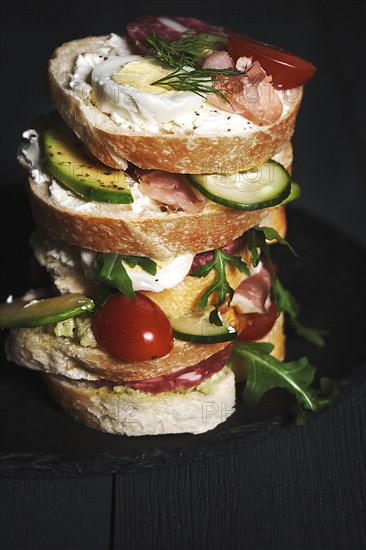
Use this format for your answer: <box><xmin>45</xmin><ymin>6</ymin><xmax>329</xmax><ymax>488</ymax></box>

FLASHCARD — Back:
<box><xmin>41</xmin><ymin>113</ymin><xmax>133</xmax><ymax>204</ymax></box>
<box><xmin>188</xmin><ymin>160</ymin><xmax>291</xmax><ymax>210</ymax></box>
<box><xmin>281</xmin><ymin>182</ymin><xmax>301</xmax><ymax>205</ymax></box>
<box><xmin>92</xmin><ymin>293</ymin><xmax>173</xmax><ymax>362</ymax></box>
<box><xmin>228</xmin><ymin>32</ymin><xmax>316</xmax><ymax>89</ymax></box>
<box><xmin>0</xmin><ymin>293</ymin><xmax>95</xmax><ymax>328</ymax></box>
<box><xmin>170</xmin><ymin>307</ymin><xmax>237</xmax><ymax>343</ymax></box>
<box><xmin>237</xmin><ymin>303</ymin><xmax>278</xmax><ymax>342</ymax></box>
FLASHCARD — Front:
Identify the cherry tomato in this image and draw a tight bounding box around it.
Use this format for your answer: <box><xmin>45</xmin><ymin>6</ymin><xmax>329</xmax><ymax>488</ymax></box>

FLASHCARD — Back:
<box><xmin>238</xmin><ymin>302</ymin><xmax>278</xmax><ymax>342</ymax></box>
<box><xmin>228</xmin><ymin>32</ymin><xmax>316</xmax><ymax>89</ymax></box>
<box><xmin>92</xmin><ymin>293</ymin><xmax>173</xmax><ymax>362</ymax></box>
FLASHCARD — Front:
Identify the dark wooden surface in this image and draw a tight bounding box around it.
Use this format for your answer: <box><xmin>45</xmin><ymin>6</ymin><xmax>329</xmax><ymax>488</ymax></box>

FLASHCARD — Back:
<box><xmin>1</xmin><ymin>376</ymin><xmax>365</xmax><ymax>550</ymax></box>
<box><xmin>0</xmin><ymin>477</ymin><xmax>113</xmax><ymax>550</ymax></box>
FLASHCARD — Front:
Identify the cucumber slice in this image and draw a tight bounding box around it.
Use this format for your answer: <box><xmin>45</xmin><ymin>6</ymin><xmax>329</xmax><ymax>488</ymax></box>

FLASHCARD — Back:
<box><xmin>0</xmin><ymin>293</ymin><xmax>95</xmax><ymax>328</ymax></box>
<box><xmin>41</xmin><ymin>113</ymin><xmax>133</xmax><ymax>204</ymax></box>
<box><xmin>281</xmin><ymin>182</ymin><xmax>301</xmax><ymax>205</ymax></box>
<box><xmin>188</xmin><ymin>160</ymin><xmax>291</xmax><ymax>210</ymax></box>
<box><xmin>170</xmin><ymin>308</ymin><xmax>237</xmax><ymax>344</ymax></box>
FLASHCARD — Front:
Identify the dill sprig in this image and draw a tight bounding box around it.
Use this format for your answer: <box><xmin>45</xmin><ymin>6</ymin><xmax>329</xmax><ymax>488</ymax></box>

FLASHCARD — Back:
<box><xmin>151</xmin><ymin>67</ymin><xmax>241</xmax><ymax>100</ymax></box>
<box><xmin>146</xmin><ymin>31</ymin><xmax>244</xmax><ymax>101</ymax></box>
<box><xmin>147</xmin><ymin>31</ymin><xmax>227</xmax><ymax>69</ymax></box>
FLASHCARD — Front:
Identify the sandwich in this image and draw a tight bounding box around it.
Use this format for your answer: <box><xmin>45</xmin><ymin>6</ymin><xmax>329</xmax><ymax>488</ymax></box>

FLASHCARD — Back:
<box><xmin>0</xmin><ymin>15</ymin><xmax>335</xmax><ymax>435</ymax></box>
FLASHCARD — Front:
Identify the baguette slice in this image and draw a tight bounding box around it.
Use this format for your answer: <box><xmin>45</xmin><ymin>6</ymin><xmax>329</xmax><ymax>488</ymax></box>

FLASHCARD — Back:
<box><xmin>5</xmin><ymin>309</ymin><xmax>284</xmax><ymax>383</ymax></box>
<box><xmin>48</xmin><ymin>34</ymin><xmax>303</xmax><ymax>173</ymax></box>
<box><xmin>26</xmin><ymin>169</ymin><xmax>287</xmax><ymax>259</ymax></box>
<box><xmin>44</xmin><ymin>366</ymin><xmax>235</xmax><ymax>436</ymax></box>
<box><xmin>5</xmin><ymin>327</ymin><xmax>232</xmax><ymax>382</ymax></box>
<box><xmin>30</xmin><ymin>229</ymin><xmax>257</xmax><ymax>318</ymax></box>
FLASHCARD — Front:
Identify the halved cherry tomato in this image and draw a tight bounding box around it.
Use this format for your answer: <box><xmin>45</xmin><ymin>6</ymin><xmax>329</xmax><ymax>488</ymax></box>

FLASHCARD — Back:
<box><xmin>238</xmin><ymin>302</ymin><xmax>278</xmax><ymax>342</ymax></box>
<box><xmin>228</xmin><ymin>32</ymin><xmax>316</xmax><ymax>89</ymax></box>
<box><xmin>92</xmin><ymin>293</ymin><xmax>173</xmax><ymax>362</ymax></box>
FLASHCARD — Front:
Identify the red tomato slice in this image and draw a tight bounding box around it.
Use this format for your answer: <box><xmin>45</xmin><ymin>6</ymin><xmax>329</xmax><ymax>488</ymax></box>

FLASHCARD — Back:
<box><xmin>237</xmin><ymin>302</ymin><xmax>278</xmax><ymax>342</ymax></box>
<box><xmin>92</xmin><ymin>293</ymin><xmax>173</xmax><ymax>362</ymax></box>
<box><xmin>228</xmin><ymin>32</ymin><xmax>316</xmax><ymax>89</ymax></box>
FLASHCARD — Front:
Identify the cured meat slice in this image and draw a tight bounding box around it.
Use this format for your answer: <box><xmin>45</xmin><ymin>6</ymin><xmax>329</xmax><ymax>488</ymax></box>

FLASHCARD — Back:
<box><xmin>94</xmin><ymin>345</ymin><xmax>232</xmax><ymax>394</ymax></box>
<box><xmin>127</xmin><ymin>15</ymin><xmax>227</xmax><ymax>54</ymax></box>
<box><xmin>137</xmin><ymin>170</ymin><xmax>207</xmax><ymax>213</ymax></box>
<box><xmin>189</xmin><ymin>235</ymin><xmax>245</xmax><ymax>273</ymax></box>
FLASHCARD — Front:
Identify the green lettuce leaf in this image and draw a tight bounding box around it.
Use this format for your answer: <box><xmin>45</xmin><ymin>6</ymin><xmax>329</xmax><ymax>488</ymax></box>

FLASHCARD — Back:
<box><xmin>232</xmin><ymin>341</ymin><xmax>337</xmax><ymax>424</ymax></box>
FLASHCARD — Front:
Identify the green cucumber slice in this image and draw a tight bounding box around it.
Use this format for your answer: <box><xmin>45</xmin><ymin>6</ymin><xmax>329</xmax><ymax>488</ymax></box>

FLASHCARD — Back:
<box><xmin>188</xmin><ymin>160</ymin><xmax>291</xmax><ymax>210</ymax></box>
<box><xmin>281</xmin><ymin>182</ymin><xmax>301</xmax><ymax>205</ymax></box>
<box><xmin>0</xmin><ymin>293</ymin><xmax>95</xmax><ymax>328</ymax></box>
<box><xmin>170</xmin><ymin>308</ymin><xmax>237</xmax><ymax>343</ymax></box>
<box><xmin>41</xmin><ymin>113</ymin><xmax>133</xmax><ymax>204</ymax></box>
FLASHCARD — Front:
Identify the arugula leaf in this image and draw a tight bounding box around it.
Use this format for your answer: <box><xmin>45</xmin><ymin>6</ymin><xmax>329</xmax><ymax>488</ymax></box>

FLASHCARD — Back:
<box><xmin>93</xmin><ymin>253</ymin><xmax>135</xmax><ymax>298</ymax></box>
<box><xmin>273</xmin><ymin>278</ymin><xmax>327</xmax><ymax>347</ymax></box>
<box><xmin>123</xmin><ymin>256</ymin><xmax>157</xmax><ymax>276</ymax></box>
<box><xmin>248</xmin><ymin>226</ymin><xmax>327</xmax><ymax>347</ymax></box>
<box><xmin>190</xmin><ymin>248</ymin><xmax>250</xmax><ymax>323</ymax></box>
<box><xmin>247</xmin><ymin>226</ymin><xmax>297</xmax><ymax>275</ymax></box>
<box><xmin>85</xmin><ymin>253</ymin><xmax>158</xmax><ymax>300</ymax></box>
<box><xmin>232</xmin><ymin>342</ymin><xmax>336</xmax><ymax>423</ymax></box>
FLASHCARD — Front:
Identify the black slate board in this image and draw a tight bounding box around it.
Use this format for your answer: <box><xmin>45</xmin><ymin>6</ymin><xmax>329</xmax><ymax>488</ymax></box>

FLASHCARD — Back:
<box><xmin>0</xmin><ymin>202</ymin><xmax>365</xmax><ymax>478</ymax></box>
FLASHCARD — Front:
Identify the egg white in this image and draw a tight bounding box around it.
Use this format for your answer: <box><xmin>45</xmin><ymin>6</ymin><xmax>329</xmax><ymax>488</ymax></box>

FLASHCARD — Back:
<box><xmin>91</xmin><ymin>55</ymin><xmax>204</xmax><ymax>124</ymax></box>
<box><xmin>80</xmin><ymin>249</ymin><xmax>194</xmax><ymax>293</ymax></box>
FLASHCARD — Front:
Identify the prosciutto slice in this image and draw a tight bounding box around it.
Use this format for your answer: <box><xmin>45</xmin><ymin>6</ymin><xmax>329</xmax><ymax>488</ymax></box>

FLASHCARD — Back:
<box><xmin>230</xmin><ymin>263</ymin><xmax>272</xmax><ymax>314</ymax></box>
<box><xmin>202</xmin><ymin>50</ymin><xmax>235</xmax><ymax>70</ymax></box>
<box><xmin>207</xmin><ymin>58</ymin><xmax>283</xmax><ymax>125</ymax></box>
<box><xmin>137</xmin><ymin>170</ymin><xmax>207</xmax><ymax>213</ymax></box>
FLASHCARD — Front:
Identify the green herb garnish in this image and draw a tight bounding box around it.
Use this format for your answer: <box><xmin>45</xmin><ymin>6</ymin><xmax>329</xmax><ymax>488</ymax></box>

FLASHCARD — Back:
<box><xmin>190</xmin><ymin>248</ymin><xmax>250</xmax><ymax>325</ymax></box>
<box><xmin>248</xmin><ymin>226</ymin><xmax>327</xmax><ymax>347</ymax></box>
<box><xmin>85</xmin><ymin>253</ymin><xmax>157</xmax><ymax>299</ymax></box>
<box><xmin>147</xmin><ymin>31</ymin><xmax>243</xmax><ymax>102</ymax></box>
<box><xmin>232</xmin><ymin>342</ymin><xmax>337</xmax><ymax>424</ymax></box>
<box><xmin>147</xmin><ymin>31</ymin><xmax>228</xmax><ymax>69</ymax></box>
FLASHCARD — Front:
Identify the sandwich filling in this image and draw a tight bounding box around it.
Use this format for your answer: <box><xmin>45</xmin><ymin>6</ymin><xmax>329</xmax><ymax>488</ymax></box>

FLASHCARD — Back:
<box><xmin>18</xmin><ymin>127</ymin><xmax>293</xmax><ymax>216</ymax></box>
<box><xmin>69</xmin><ymin>33</ymin><xmax>301</xmax><ymax>134</ymax></box>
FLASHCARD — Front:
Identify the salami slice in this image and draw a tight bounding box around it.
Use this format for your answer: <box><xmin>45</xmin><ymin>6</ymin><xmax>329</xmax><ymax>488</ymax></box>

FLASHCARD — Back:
<box><xmin>189</xmin><ymin>234</ymin><xmax>245</xmax><ymax>273</ymax></box>
<box><xmin>94</xmin><ymin>345</ymin><xmax>231</xmax><ymax>394</ymax></box>
<box><xmin>127</xmin><ymin>15</ymin><xmax>227</xmax><ymax>54</ymax></box>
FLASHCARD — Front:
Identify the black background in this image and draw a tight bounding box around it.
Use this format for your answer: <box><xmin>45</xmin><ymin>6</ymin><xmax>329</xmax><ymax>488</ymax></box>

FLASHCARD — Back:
<box><xmin>0</xmin><ymin>2</ymin><xmax>365</xmax><ymax>550</ymax></box>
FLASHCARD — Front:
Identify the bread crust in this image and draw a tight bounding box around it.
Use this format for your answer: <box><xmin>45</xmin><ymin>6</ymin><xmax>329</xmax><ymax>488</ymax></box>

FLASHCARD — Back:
<box><xmin>32</xmin><ymin>230</ymin><xmax>251</xmax><ymax>317</ymax></box>
<box><xmin>6</xmin><ymin>309</ymin><xmax>285</xmax><ymax>384</ymax></box>
<box><xmin>27</xmin><ymin>173</ymin><xmax>286</xmax><ymax>259</ymax></box>
<box><xmin>44</xmin><ymin>366</ymin><xmax>236</xmax><ymax>435</ymax></box>
<box><xmin>5</xmin><ymin>327</ymin><xmax>232</xmax><ymax>382</ymax></box>
<box><xmin>48</xmin><ymin>34</ymin><xmax>303</xmax><ymax>173</ymax></box>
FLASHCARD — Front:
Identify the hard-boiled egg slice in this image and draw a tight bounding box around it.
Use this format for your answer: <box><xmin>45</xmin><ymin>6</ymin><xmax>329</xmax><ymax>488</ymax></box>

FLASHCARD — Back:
<box><xmin>91</xmin><ymin>55</ymin><xmax>204</xmax><ymax>124</ymax></box>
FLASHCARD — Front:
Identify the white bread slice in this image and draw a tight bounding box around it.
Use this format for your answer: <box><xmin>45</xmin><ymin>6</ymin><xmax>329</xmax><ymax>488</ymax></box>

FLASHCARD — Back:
<box><xmin>5</xmin><ymin>327</ymin><xmax>232</xmax><ymax>382</ymax></box>
<box><xmin>5</xmin><ymin>308</ymin><xmax>284</xmax><ymax>383</ymax></box>
<box><xmin>48</xmin><ymin>34</ymin><xmax>303</xmax><ymax>173</ymax></box>
<box><xmin>26</xmin><ymin>167</ymin><xmax>287</xmax><ymax>260</ymax></box>
<box><xmin>30</xmin><ymin>229</ymin><xmax>251</xmax><ymax>317</ymax></box>
<box><xmin>44</xmin><ymin>366</ymin><xmax>235</xmax><ymax>436</ymax></box>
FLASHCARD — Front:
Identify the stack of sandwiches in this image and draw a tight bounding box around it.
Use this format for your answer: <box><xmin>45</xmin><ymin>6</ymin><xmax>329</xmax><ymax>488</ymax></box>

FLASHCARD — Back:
<box><xmin>0</xmin><ymin>15</ymin><xmax>324</xmax><ymax>435</ymax></box>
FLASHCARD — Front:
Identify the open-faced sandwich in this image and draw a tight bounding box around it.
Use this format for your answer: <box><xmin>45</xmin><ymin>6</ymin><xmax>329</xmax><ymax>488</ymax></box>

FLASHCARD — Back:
<box><xmin>0</xmin><ymin>15</ymin><xmax>335</xmax><ymax>435</ymax></box>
